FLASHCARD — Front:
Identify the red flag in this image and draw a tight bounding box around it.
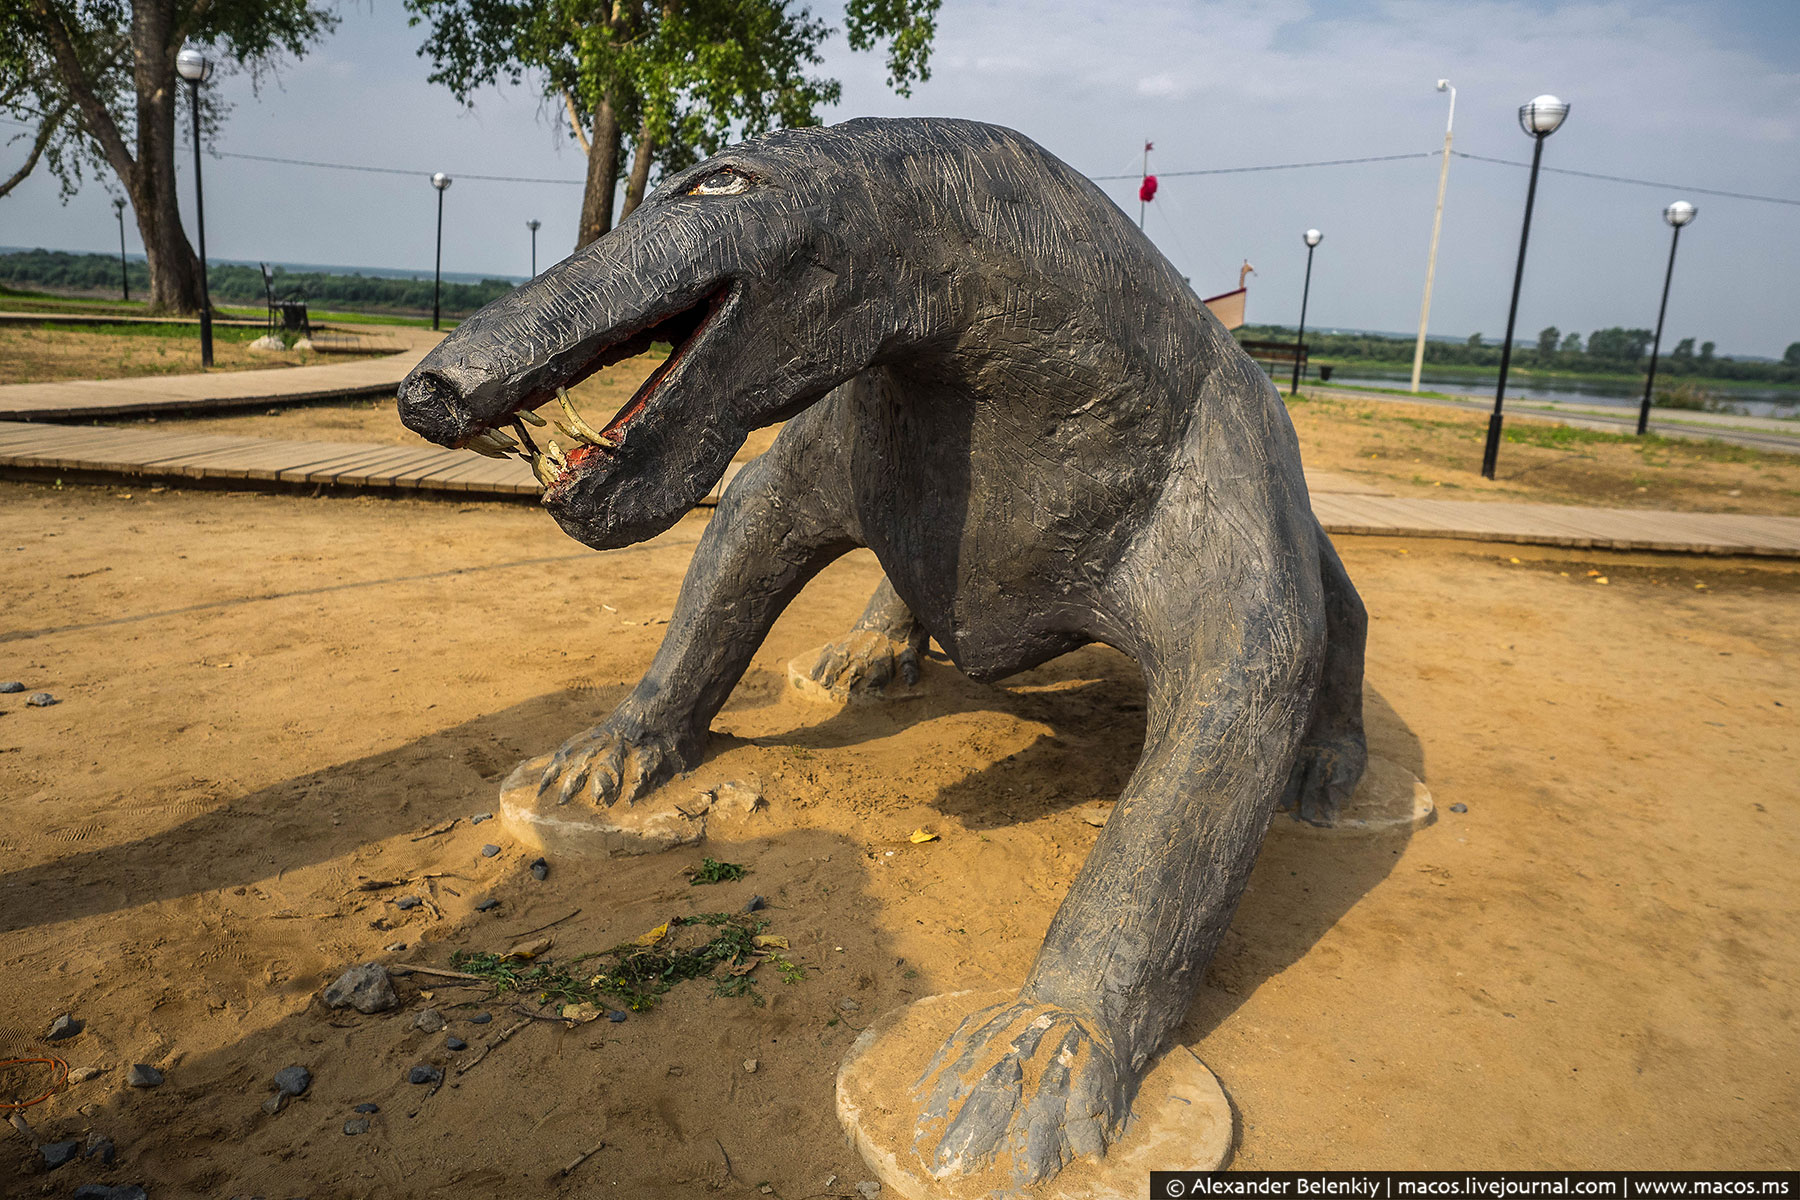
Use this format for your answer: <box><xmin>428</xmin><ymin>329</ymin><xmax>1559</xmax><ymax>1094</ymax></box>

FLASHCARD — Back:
<box><xmin>1138</xmin><ymin>175</ymin><xmax>1158</xmax><ymax>203</ymax></box>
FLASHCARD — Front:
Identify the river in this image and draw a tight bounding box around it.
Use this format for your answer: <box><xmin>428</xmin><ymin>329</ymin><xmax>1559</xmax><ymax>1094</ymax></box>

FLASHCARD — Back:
<box><xmin>1316</xmin><ymin>364</ymin><xmax>1800</xmax><ymax>420</ymax></box>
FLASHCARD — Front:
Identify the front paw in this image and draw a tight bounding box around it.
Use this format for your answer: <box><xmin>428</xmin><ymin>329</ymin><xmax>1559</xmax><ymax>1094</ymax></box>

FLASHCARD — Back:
<box><xmin>913</xmin><ymin>998</ymin><xmax>1129</xmax><ymax>1187</ymax></box>
<box><xmin>796</xmin><ymin>628</ymin><xmax>921</xmax><ymax>701</ymax></box>
<box><xmin>536</xmin><ymin>717</ymin><xmax>700</xmax><ymax>808</ymax></box>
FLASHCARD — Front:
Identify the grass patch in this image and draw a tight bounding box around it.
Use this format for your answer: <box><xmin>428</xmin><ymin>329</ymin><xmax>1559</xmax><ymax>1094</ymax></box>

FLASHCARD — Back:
<box><xmin>450</xmin><ymin>912</ymin><xmax>800</xmax><ymax>1012</ymax></box>
<box><xmin>686</xmin><ymin>857</ymin><xmax>748</xmax><ymax>885</ymax></box>
<box><xmin>36</xmin><ymin>320</ymin><xmax>270</xmax><ymax>343</ymax></box>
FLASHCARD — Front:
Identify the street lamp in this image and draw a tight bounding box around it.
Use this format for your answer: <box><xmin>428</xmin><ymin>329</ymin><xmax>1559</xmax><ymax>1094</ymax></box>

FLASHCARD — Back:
<box><xmin>1410</xmin><ymin>79</ymin><xmax>1456</xmax><ymax>393</ymax></box>
<box><xmin>1291</xmin><ymin>228</ymin><xmax>1322</xmax><ymax>397</ymax></box>
<box><xmin>1637</xmin><ymin>201</ymin><xmax>1696</xmax><ymax>436</ymax></box>
<box><xmin>527</xmin><ymin>218</ymin><xmax>541</xmax><ymax>277</ymax></box>
<box><xmin>112</xmin><ymin>197</ymin><xmax>130</xmax><ymax>302</ymax></box>
<box><xmin>431</xmin><ymin>172</ymin><xmax>453</xmax><ymax>330</ymax></box>
<box><xmin>175</xmin><ymin>46</ymin><xmax>214</xmax><ymax>367</ymax></box>
<box><xmin>1480</xmin><ymin>93</ymin><xmax>1570</xmax><ymax>480</ymax></box>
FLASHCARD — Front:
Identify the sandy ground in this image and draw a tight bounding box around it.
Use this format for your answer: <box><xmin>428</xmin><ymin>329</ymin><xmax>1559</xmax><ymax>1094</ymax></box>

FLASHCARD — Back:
<box><xmin>0</xmin><ymin>473</ymin><xmax>1795</xmax><ymax>1195</ymax></box>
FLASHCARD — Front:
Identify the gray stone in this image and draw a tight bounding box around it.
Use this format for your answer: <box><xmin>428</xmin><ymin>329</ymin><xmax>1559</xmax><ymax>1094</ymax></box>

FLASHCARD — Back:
<box><xmin>529</xmin><ymin>857</ymin><xmax>548</xmax><ymax>881</ymax></box>
<box><xmin>1450</xmin><ymin>802</ymin><xmax>1468</xmax><ymax>813</ymax></box>
<box><xmin>743</xmin><ymin>895</ymin><xmax>766</xmax><ymax>913</ymax></box>
<box><xmin>0</xmin><ymin>681</ymin><xmax>23</xmax><ymax>693</ymax></box>
<box><xmin>395</xmin><ymin>895</ymin><xmax>422</xmax><ymax>911</ymax></box>
<box><xmin>353</xmin><ymin>1102</ymin><xmax>379</xmax><ymax>1113</ymax></box>
<box><xmin>412</xmin><ymin>1008</ymin><xmax>445</xmax><ymax>1034</ymax></box>
<box><xmin>471</xmin><ymin>812</ymin><xmax>493</xmax><ymax>824</ymax></box>
<box><xmin>475</xmin><ymin>899</ymin><xmax>500</xmax><ymax>912</ymax></box>
<box><xmin>445</xmin><ymin>1035</ymin><xmax>467</xmax><ymax>1051</ymax></box>
<box><xmin>469</xmin><ymin>1012</ymin><xmax>492</xmax><ymax>1024</ymax></box>
<box><xmin>855</xmin><ymin>1183</ymin><xmax>882</xmax><ymax>1199</ymax></box>
<box><xmin>321</xmin><ymin>963</ymin><xmax>398</xmax><ymax>1014</ymax></box>
<box><xmin>343</xmin><ymin>1117</ymin><xmax>370</xmax><ymax>1136</ymax></box>
<box><xmin>837</xmin><ymin>998</ymin><xmax>861</xmax><ymax>1013</ymax></box>
<box><xmin>383</xmin><ymin>941</ymin><xmax>407</xmax><ymax>952</ymax></box>
<box><xmin>67</xmin><ymin>1066</ymin><xmax>102</xmax><ymax>1083</ymax></box>
<box><xmin>83</xmin><ymin>1133</ymin><xmax>115</xmax><ymax>1165</ymax></box>
<box><xmin>46</xmin><ymin>1012</ymin><xmax>81</xmax><ymax>1041</ymax></box>
<box><xmin>39</xmin><ymin>1139</ymin><xmax>80</xmax><ymax>1168</ymax></box>
<box><xmin>407</xmin><ymin>1064</ymin><xmax>443</xmax><ymax>1085</ymax></box>
<box><xmin>607</xmin><ymin>1010</ymin><xmax>628</xmax><ymax>1023</ymax></box>
<box><xmin>26</xmin><ymin>692</ymin><xmax>56</xmax><ymax>707</ymax></box>
<box><xmin>261</xmin><ymin>1094</ymin><xmax>286</xmax><ymax>1115</ymax></box>
<box><xmin>273</xmin><ymin>1065</ymin><xmax>311</xmax><ymax>1096</ymax></box>
<box><xmin>480</xmin><ymin>844</ymin><xmax>501</xmax><ymax>858</ymax></box>
<box><xmin>126</xmin><ymin>1064</ymin><xmax>162</xmax><ymax>1088</ymax></box>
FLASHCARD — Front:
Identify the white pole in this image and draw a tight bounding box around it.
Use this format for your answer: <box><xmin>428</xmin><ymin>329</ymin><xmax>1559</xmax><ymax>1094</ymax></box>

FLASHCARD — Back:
<box><xmin>1411</xmin><ymin>81</ymin><xmax>1456</xmax><ymax>393</ymax></box>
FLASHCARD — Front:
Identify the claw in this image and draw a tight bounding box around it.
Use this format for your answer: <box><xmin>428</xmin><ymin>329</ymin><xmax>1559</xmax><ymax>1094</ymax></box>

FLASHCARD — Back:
<box><xmin>516</xmin><ymin>408</ymin><xmax>547</xmax><ymax>426</ymax></box>
<box><xmin>556</xmin><ymin>387</ymin><xmax>620</xmax><ymax>448</ymax></box>
<box><xmin>530</xmin><ymin>452</ymin><xmax>558</xmax><ymax>487</ymax></box>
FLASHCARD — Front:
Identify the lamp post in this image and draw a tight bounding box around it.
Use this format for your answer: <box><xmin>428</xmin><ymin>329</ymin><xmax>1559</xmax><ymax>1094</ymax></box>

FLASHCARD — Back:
<box><xmin>175</xmin><ymin>46</ymin><xmax>214</xmax><ymax>367</ymax></box>
<box><xmin>112</xmin><ymin>198</ymin><xmax>130</xmax><ymax>302</ymax></box>
<box><xmin>1480</xmin><ymin>93</ymin><xmax>1569</xmax><ymax>480</ymax></box>
<box><xmin>1410</xmin><ymin>79</ymin><xmax>1455</xmax><ymax>393</ymax></box>
<box><xmin>1637</xmin><ymin>201</ymin><xmax>1696</xmax><ymax>436</ymax></box>
<box><xmin>1291</xmin><ymin>228</ymin><xmax>1322</xmax><ymax>397</ymax></box>
<box><xmin>431</xmin><ymin>172</ymin><xmax>453</xmax><ymax>330</ymax></box>
<box><xmin>527</xmin><ymin>218</ymin><xmax>541</xmax><ymax>277</ymax></box>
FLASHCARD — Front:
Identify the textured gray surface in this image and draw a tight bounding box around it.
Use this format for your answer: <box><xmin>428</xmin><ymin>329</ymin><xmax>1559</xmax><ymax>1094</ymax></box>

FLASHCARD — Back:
<box><xmin>398</xmin><ymin>117</ymin><xmax>1367</xmax><ymax>1188</ymax></box>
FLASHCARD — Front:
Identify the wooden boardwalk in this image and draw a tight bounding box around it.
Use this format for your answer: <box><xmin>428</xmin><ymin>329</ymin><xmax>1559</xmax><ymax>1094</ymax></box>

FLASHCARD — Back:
<box><xmin>1</xmin><ymin>419</ymin><xmax>1797</xmax><ymax>557</ymax></box>
<box><xmin>0</xmin><ymin>326</ymin><xmax>439</xmax><ymax>421</ymax></box>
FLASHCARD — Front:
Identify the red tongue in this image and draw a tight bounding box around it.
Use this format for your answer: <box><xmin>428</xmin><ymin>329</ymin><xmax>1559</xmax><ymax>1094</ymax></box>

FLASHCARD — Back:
<box><xmin>566</xmin><ymin>443</ymin><xmax>602</xmax><ymax>469</ymax></box>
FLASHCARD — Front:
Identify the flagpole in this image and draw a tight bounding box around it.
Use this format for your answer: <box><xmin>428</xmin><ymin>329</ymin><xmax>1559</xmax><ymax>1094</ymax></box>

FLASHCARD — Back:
<box><xmin>1140</xmin><ymin>140</ymin><xmax>1150</xmax><ymax>228</ymax></box>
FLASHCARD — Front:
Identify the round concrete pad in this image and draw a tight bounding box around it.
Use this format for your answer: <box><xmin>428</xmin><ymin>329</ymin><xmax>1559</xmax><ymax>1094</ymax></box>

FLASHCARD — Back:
<box><xmin>837</xmin><ymin>990</ymin><xmax>1232</xmax><ymax>1199</ymax></box>
<box><xmin>497</xmin><ymin>753</ymin><xmax>707</xmax><ymax>859</ymax></box>
<box><xmin>1273</xmin><ymin>754</ymin><xmax>1434</xmax><ymax>835</ymax></box>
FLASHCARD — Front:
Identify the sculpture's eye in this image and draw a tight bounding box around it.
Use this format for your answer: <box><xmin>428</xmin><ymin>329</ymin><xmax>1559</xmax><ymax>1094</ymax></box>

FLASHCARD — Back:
<box><xmin>688</xmin><ymin>168</ymin><xmax>752</xmax><ymax>196</ymax></box>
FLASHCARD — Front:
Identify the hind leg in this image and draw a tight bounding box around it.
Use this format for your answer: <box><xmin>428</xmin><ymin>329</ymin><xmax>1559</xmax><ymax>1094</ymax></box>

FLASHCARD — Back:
<box><xmin>1277</xmin><ymin>522</ymin><xmax>1368</xmax><ymax>826</ymax></box>
<box><xmin>793</xmin><ymin>576</ymin><xmax>928</xmax><ymax>701</ymax></box>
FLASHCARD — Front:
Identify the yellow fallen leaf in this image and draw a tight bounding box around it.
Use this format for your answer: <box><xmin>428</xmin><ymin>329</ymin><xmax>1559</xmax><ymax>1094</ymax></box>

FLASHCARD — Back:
<box><xmin>728</xmin><ymin>957</ymin><xmax>763</xmax><ymax>977</ymax></box>
<box><xmin>909</xmin><ymin>828</ymin><xmax>939</xmax><ymax>844</ymax></box>
<box><xmin>752</xmin><ymin>934</ymin><xmax>788</xmax><ymax>951</ymax></box>
<box><xmin>1593</xmin><ymin>576</ymin><xmax>1610</xmax><ymax>585</ymax></box>
<box><xmin>1509</xmin><ymin>557</ymin><xmax>1521</xmax><ymax>564</ymax></box>
<box><xmin>562</xmin><ymin>1002</ymin><xmax>603</xmax><ymax>1024</ymax></box>
<box><xmin>505</xmin><ymin>935</ymin><xmax>553</xmax><ymax>960</ymax></box>
<box><xmin>629</xmin><ymin>921</ymin><xmax>669</xmax><ymax>948</ymax></box>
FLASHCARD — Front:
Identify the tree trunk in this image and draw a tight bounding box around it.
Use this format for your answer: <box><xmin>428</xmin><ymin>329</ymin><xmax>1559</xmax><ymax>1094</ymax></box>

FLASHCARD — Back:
<box><xmin>130</xmin><ymin>0</ymin><xmax>204</xmax><ymax>313</ymax></box>
<box><xmin>620</xmin><ymin>118</ymin><xmax>654</xmax><ymax>221</ymax></box>
<box><xmin>575</xmin><ymin>97</ymin><xmax>622</xmax><ymax>251</ymax></box>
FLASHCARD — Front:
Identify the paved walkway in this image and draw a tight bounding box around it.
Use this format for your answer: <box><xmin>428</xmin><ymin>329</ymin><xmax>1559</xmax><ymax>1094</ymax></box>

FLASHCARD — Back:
<box><xmin>2</xmin><ymin>419</ymin><xmax>1796</xmax><ymax>557</ymax></box>
<box><xmin>0</xmin><ymin>325</ymin><xmax>440</xmax><ymax>421</ymax></box>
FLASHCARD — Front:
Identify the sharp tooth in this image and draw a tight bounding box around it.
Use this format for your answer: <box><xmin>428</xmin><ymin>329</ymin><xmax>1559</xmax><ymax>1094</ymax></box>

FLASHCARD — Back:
<box><xmin>531</xmin><ymin>452</ymin><xmax>558</xmax><ymax>486</ymax></box>
<box><xmin>466</xmin><ymin>436</ymin><xmax>512</xmax><ymax>459</ymax></box>
<box><xmin>488</xmin><ymin>428</ymin><xmax>520</xmax><ymax>449</ymax></box>
<box><xmin>546</xmin><ymin>440</ymin><xmax>569</xmax><ymax>470</ymax></box>
<box><xmin>516</xmin><ymin>409</ymin><xmax>547</xmax><ymax>427</ymax></box>
<box><xmin>556</xmin><ymin>387</ymin><xmax>619</xmax><ymax>448</ymax></box>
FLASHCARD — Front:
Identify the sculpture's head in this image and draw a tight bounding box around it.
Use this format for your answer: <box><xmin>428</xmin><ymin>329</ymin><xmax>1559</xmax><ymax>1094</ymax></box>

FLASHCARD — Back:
<box><xmin>397</xmin><ymin>118</ymin><xmax>1149</xmax><ymax>550</ymax></box>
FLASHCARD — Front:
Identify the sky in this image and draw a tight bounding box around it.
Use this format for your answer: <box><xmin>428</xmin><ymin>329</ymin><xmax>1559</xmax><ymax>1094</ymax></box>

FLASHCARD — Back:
<box><xmin>5</xmin><ymin>0</ymin><xmax>1798</xmax><ymax>356</ymax></box>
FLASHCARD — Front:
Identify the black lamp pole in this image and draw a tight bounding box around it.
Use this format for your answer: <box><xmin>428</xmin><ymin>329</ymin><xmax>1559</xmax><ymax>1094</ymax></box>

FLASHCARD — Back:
<box><xmin>1481</xmin><ymin>95</ymin><xmax>1569</xmax><ymax>480</ymax></box>
<box><xmin>1291</xmin><ymin>230</ymin><xmax>1321</xmax><ymax>396</ymax></box>
<box><xmin>431</xmin><ymin>172</ymin><xmax>452</xmax><ymax>331</ymax></box>
<box><xmin>113</xmin><ymin>199</ymin><xmax>129</xmax><ymax>302</ymax></box>
<box><xmin>527</xmin><ymin>219</ymin><xmax>541</xmax><ymax>277</ymax></box>
<box><xmin>1638</xmin><ymin>202</ymin><xmax>1695</xmax><ymax>436</ymax></box>
<box><xmin>185</xmin><ymin>74</ymin><xmax>213</xmax><ymax>367</ymax></box>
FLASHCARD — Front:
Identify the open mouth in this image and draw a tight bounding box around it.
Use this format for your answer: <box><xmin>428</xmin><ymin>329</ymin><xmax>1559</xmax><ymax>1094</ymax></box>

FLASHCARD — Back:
<box><xmin>457</xmin><ymin>285</ymin><xmax>732</xmax><ymax>493</ymax></box>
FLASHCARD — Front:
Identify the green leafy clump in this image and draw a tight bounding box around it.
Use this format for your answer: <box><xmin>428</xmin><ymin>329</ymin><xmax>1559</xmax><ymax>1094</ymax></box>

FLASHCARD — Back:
<box><xmin>450</xmin><ymin>913</ymin><xmax>789</xmax><ymax>1012</ymax></box>
<box><xmin>687</xmin><ymin>857</ymin><xmax>748</xmax><ymax>885</ymax></box>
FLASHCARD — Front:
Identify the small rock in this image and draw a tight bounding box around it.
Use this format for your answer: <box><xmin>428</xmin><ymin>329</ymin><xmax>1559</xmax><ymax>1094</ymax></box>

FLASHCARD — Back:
<box><xmin>855</xmin><ymin>1183</ymin><xmax>882</xmax><ymax>1199</ymax></box>
<box><xmin>384</xmin><ymin>941</ymin><xmax>407</xmax><ymax>952</ymax></box>
<box><xmin>261</xmin><ymin>1094</ymin><xmax>286</xmax><ymax>1115</ymax></box>
<box><xmin>1450</xmin><ymin>803</ymin><xmax>1468</xmax><ymax>813</ymax></box>
<box><xmin>480</xmin><ymin>843</ymin><xmax>501</xmax><ymax>858</ymax></box>
<box><xmin>343</xmin><ymin>1117</ymin><xmax>370</xmax><ymax>1136</ymax></box>
<box><xmin>824</xmin><ymin>1176</ymin><xmax>837</xmax><ymax>1189</ymax></box>
<box><xmin>837</xmin><ymin>998</ymin><xmax>861</xmax><ymax>1013</ymax></box>
<box><xmin>476</xmin><ymin>899</ymin><xmax>501</xmax><ymax>913</ymax></box>
<box><xmin>666</xmin><ymin>1066</ymin><xmax>684</xmax><ymax>1077</ymax></box>
<box><xmin>413</xmin><ymin>1008</ymin><xmax>446</xmax><ymax>1034</ymax></box>
<box><xmin>273</xmin><ymin>1065</ymin><xmax>311</xmax><ymax>1096</ymax></box>
<box><xmin>68</xmin><ymin>1066</ymin><xmax>102</xmax><ymax>1083</ymax></box>
<box><xmin>126</xmin><ymin>1064</ymin><xmax>163</xmax><ymax>1088</ymax></box>
<box><xmin>353</xmin><ymin>1102</ymin><xmax>380</xmax><ymax>1113</ymax></box>
<box><xmin>26</xmin><ymin>692</ymin><xmax>57</xmax><ymax>707</ymax></box>
<box><xmin>714</xmin><ymin>780</ymin><xmax>765</xmax><ymax>814</ymax></box>
<box><xmin>396</xmin><ymin>896</ymin><xmax>422</xmax><ymax>911</ymax></box>
<box><xmin>0</xmin><ymin>681</ymin><xmax>23</xmax><ymax>693</ymax></box>
<box><xmin>73</xmin><ymin>1188</ymin><xmax>147</xmax><ymax>1200</ymax></box>
<box><xmin>83</xmin><ymin>1133</ymin><xmax>115</xmax><ymax>1165</ymax></box>
<box><xmin>469</xmin><ymin>1012</ymin><xmax>493</xmax><ymax>1025</ymax></box>
<box><xmin>529</xmin><ymin>857</ymin><xmax>548</xmax><ymax>881</ymax></box>
<box><xmin>607</xmin><ymin>1011</ymin><xmax>628</xmax><ymax>1023</ymax></box>
<box><xmin>46</xmin><ymin>1013</ymin><xmax>82</xmax><ymax>1041</ymax></box>
<box><xmin>408</xmin><ymin>1064</ymin><xmax>443</xmax><ymax>1086</ymax></box>
<box><xmin>471</xmin><ymin>812</ymin><xmax>493</xmax><ymax>825</ymax></box>
<box><xmin>445</xmin><ymin>1036</ymin><xmax>467</xmax><ymax>1051</ymax></box>
<box><xmin>39</xmin><ymin>1139</ymin><xmax>80</xmax><ymax>1169</ymax></box>
<box><xmin>743</xmin><ymin>895</ymin><xmax>766</xmax><ymax>914</ymax></box>
<box><xmin>322</xmin><ymin>963</ymin><xmax>398</xmax><ymax>1014</ymax></box>
<box><xmin>742</xmin><ymin>1059</ymin><xmax>758</xmax><ymax>1074</ymax></box>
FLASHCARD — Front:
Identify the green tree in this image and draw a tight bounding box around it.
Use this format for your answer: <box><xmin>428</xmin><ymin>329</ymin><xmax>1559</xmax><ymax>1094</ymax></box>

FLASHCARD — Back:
<box><xmin>406</xmin><ymin>0</ymin><xmax>939</xmax><ymax>252</ymax></box>
<box><xmin>1699</xmin><ymin>340</ymin><xmax>1715</xmax><ymax>365</ymax></box>
<box><xmin>1535</xmin><ymin>325</ymin><xmax>1560</xmax><ymax>361</ymax></box>
<box><xmin>1784</xmin><ymin>342</ymin><xmax>1800</xmax><ymax>368</ymax></box>
<box><xmin>1585</xmin><ymin>326</ymin><xmax>1653</xmax><ymax>363</ymax></box>
<box><xmin>1</xmin><ymin>0</ymin><xmax>337</xmax><ymax>313</ymax></box>
<box><xmin>1561</xmin><ymin>331</ymin><xmax>1582</xmax><ymax>355</ymax></box>
<box><xmin>1671</xmin><ymin>337</ymin><xmax>1695</xmax><ymax>361</ymax></box>
<box><xmin>1466</xmin><ymin>332</ymin><xmax>1482</xmax><ymax>348</ymax></box>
